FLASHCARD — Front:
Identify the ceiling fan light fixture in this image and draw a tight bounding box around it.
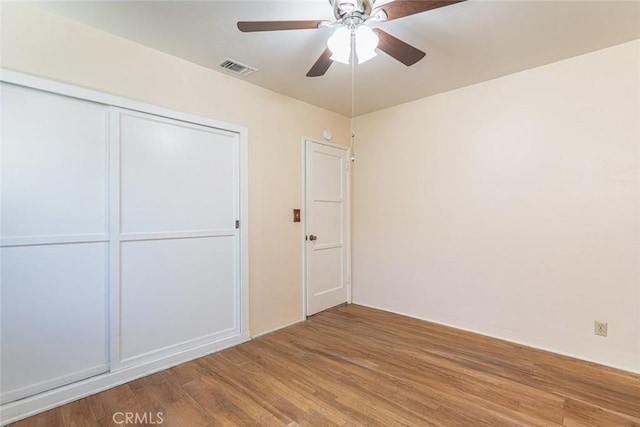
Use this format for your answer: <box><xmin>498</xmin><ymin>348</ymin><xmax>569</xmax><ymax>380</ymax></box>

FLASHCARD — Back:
<box><xmin>327</xmin><ymin>26</ymin><xmax>351</xmax><ymax>64</ymax></box>
<box><xmin>328</xmin><ymin>24</ymin><xmax>378</xmax><ymax>65</ymax></box>
<box><xmin>355</xmin><ymin>25</ymin><xmax>378</xmax><ymax>64</ymax></box>
<box><xmin>238</xmin><ymin>0</ymin><xmax>455</xmax><ymax>77</ymax></box>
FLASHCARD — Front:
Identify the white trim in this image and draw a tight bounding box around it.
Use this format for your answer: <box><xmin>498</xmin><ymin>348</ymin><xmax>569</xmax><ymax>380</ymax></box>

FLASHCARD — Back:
<box><xmin>0</xmin><ymin>69</ymin><xmax>245</xmax><ymax>135</ymax></box>
<box><xmin>0</xmin><ymin>333</ymin><xmax>250</xmax><ymax>426</ymax></box>
<box><xmin>0</xmin><ymin>234</ymin><xmax>108</xmax><ymax>247</ymax></box>
<box><xmin>313</xmin><ymin>243</ymin><xmax>344</xmax><ymax>251</ymax></box>
<box><xmin>239</xmin><ymin>125</ymin><xmax>250</xmax><ymax>340</ymax></box>
<box><xmin>313</xmin><ymin>198</ymin><xmax>343</xmax><ymax>203</ymax></box>
<box><xmin>116</xmin><ymin>107</ymin><xmax>238</xmax><ymax>137</ymax></box>
<box><xmin>353</xmin><ymin>301</ymin><xmax>640</xmax><ymax>375</ymax></box>
<box><xmin>345</xmin><ymin>150</ymin><xmax>352</xmax><ymax>305</ymax></box>
<box><xmin>251</xmin><ymin>319</ymin><xmax>305</xmax><ymax>339</ymax></box>
<box><xmin>117</xmin><ymin>327</ymin><xmax>239</xmax><ymax>369</ymax></box>
<box><xmin>0</xmin><ymin>365</ymin><xmax>108</xmax><ymax>406</ymax></box>
<box><xmin>119</xmin><ymin>230</ymin><xmax>235</xmax><ymax>242</ymax></box>
<box><xmin>306</xmin><ymin>138</ymin><xmax>353</xmax><ymax>152</ymax></box>
<box><xmin>302</xmin><ymin>137</ymin><xmax>352</xmax><ymax>317</ymax></box>
<box><xmin>301</xmin><ymin>138</ymin><xmax>309</xmax><ymax>319</ymax></box>
<box><xmin>108</xmin><ymin>107</ymin><xmax>122</xmax><ymax>373</ymax></box>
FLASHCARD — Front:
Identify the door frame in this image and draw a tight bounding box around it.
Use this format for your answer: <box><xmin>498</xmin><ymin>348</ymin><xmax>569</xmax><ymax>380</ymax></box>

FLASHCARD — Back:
<box><xmin>301</xmin><ymin>137</ymin><xmax>352</xmax><ymax>318</ymax></box>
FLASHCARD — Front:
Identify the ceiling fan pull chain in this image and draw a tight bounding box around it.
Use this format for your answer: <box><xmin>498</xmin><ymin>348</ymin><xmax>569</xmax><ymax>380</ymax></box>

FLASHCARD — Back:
<box><xmin>350</xmin><ymin>29</ymin><xmax>356</xmax><ymax>162</ymax></box>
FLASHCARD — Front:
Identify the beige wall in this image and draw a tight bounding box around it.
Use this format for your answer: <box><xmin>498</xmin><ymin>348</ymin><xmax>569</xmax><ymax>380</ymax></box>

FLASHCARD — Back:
<box><xmin>353</xmin><ymin>40</ymin><xmax>640</xmax><ymax>372</ymax></box>
<box><xmin>4</xmin><ymin>1</ymin><xmax>639</xmax><ymax>373</ymax></box>
<box><xmin>0</xmin><ymin>2</ymin><xmax>350</xmax><ymax>336</ymax></box>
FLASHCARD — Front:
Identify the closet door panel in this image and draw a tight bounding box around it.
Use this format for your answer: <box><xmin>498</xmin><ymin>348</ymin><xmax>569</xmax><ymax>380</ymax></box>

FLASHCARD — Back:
<box><xmin>119</xmin><ymin>236</ymin><xmax>237</xmax><ymax>363</ymax></box>
<box><xmin>0</xmin><ymin>244</ymin><xmax>109</xmax><ymax>404</ymax></box>
<box><xmin>0</xmin><ymin>84</ymin><xmax>108</xmax><ymax>241</ymax></box>
<box><xmin>0</xmin><ymin>83</ymin><xmax>109</xmax><ymax>404</ymax></box>
<box><xmin>115</xmin><ymin>109</ymin><xmax>240</xmax><ymax>368</ymax></box>
<box><xmin>119</xmin><ymin>113</ymin><xmax>237</xmax><ymax>234</ymax></box>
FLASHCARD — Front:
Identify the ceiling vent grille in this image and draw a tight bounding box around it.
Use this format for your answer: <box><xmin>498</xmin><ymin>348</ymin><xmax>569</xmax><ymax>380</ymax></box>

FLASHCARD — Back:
<box><xmin>217</xmin><ymin>59</ymin><xmax>257</xmax><ymax>76</ymax></box>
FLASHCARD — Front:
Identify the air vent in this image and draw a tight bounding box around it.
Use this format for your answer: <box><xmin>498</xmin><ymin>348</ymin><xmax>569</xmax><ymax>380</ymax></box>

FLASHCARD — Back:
<box><xmin>217</xmin><ymin>59</ymin><xmax>257</xmax><ymax>76</ymax></box>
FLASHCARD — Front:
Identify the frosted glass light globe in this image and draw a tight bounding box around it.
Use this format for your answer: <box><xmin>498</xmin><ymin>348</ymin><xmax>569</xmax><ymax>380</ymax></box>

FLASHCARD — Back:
<box><xmin>355</xmin><ymin>25</ymin><xmax>379</xmax><ymax>64</ymax></box>
<box><xmin>327</xmin><ymin>27</ymin><xmax>351</xmax><ymax>64</ymax></box>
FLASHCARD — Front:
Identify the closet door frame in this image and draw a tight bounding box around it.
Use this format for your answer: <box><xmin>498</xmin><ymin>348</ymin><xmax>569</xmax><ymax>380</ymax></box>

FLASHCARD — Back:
<box><xmin>0</xmin><ymin>68</ymin><xmax>250</xmax><ymax>425</ymax></box>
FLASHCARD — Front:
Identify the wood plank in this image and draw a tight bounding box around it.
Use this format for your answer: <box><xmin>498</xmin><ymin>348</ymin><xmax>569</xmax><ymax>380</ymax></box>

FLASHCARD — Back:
<box><xmin>9</xmin><ymin>305</ymin><xmax>640</xmax><ymax>426</ymax></box>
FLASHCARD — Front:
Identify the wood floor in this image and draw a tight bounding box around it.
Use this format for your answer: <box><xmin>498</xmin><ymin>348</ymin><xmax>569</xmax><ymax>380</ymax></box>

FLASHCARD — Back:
<box><xmin>9</xmin><ymin>304</ymin><xmax>640</xmax><ymax>426</ymax></box>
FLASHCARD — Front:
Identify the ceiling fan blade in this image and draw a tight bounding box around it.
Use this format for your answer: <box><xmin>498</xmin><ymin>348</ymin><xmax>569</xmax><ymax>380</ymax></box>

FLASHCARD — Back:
<box><xmin>307</xmin><ymin>48</ymin><xmax>333</xmax><ymax>77</ymax></box>
<box><xmin>374</xmin><ymin>0</ymin><xmax>465</xmax><ymax>22</ymax></box>
<box><xmin>237</xmin><ymin>20</ymin><xmax>327</xmax><ymax>32</ymax></box>
<box><xmin>374</xmin><ymin>29</ymin><xmax>426</xmax><ymax>66</ymax></box>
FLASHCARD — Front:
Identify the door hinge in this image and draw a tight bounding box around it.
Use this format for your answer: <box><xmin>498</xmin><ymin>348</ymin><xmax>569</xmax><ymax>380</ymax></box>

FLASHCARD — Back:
<box><xmin>235</xmin><ymin>220</ymin><xmax>240</xmax><ymax>229</ymax></box>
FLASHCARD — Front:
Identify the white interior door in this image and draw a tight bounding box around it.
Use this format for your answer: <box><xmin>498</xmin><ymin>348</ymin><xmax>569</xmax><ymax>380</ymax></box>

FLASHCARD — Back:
<box><xmin>305</xmin><ymin>139</ymin><xmax>350</xmax><ymax>316</ymax></box>
<box><xmin>0</xmin><ymin>83</ymin><xmax>109</xmax><ymax>404</ymax></box>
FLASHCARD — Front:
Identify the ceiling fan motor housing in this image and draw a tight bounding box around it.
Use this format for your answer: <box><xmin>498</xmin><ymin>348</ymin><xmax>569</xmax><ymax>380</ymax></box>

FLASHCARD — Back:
<box><xmin>332</xmin><ymin>0</ymin><xmax>374</xmax><ymax>19</ymax></box>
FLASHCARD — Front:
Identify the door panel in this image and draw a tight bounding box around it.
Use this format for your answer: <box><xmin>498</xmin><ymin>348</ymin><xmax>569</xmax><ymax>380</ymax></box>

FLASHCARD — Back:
<box><xmin>119</xmin><ymin>113</ymin><xmax>237</xmax><ymax>234</ymax></box>
<box><xmin>312</xmin><ymin>151</ymin><xmax>344</xmax><ymax>200</ymax></box>
<box><xmin>120</xmin><ymin>236</ymin><xmax>237</xmax><ymax>363</ymax></box>
<box><xmin>313</xmin><ymin>202</ymin><xmax>343</xmax><ymax>243</ymax></box>
<box><xmin>309</xmin><ymin>246</ymin><xmax>344</xmax><ymax>294</ymax></box>
<box><xmin>0</xmin><ymin>244</ymin><xmax>109</xmax><ymax>404</ymax></box>
<box><xmin>0</xmin><ymin>83</ymin><xmax>109</xmax><ymax>404</ymax></box>
<box><xmin>114</xmin><ymin>109</ymin><xmax>240</xmax><ymax>369</ymax></box>
<box><xmin>306</xmin><ymin>140</ymin><xmax>349</xmax><ymax>315</ymax></box>
<box><xmin>0</xmin><ymin>84</ymin><xmax>108</xmax><ymax>240</ymax></box>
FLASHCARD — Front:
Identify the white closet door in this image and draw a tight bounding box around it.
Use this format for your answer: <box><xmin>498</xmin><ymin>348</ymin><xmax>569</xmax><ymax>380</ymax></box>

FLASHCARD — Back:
<box><xmin>113</xmin><ymin>109</ymin><xmax>240</xmax><ymax>369</ymax></box>
<box><xmin>0</xmin><ymin>83</ymin><xmax>109</xmax><ymax>404</ymax></box>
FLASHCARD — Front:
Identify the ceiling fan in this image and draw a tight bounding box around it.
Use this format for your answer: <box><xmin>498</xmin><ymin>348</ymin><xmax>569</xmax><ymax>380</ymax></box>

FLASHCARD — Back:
<box><xmin>237</xmin><ymin>0</ymin><xmax>465</xmax><ymax>77</ymax></box>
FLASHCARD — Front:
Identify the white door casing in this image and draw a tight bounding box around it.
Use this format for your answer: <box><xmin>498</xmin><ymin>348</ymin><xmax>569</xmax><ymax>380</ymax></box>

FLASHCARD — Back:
<box><xmin>305</xmin><ymin>139</ymin><xmax>350</xmax><ymax>316</ymax></box>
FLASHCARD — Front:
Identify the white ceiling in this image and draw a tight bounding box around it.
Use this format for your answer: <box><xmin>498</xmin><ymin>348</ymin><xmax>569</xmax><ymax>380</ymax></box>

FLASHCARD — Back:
<box><xmin>32</xmin><ymin>0</ymin><xmax>640</xmax><ymax>116</ymax></box>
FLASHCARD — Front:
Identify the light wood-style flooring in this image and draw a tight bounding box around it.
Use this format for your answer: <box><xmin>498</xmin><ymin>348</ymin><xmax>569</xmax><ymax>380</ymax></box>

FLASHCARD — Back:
<box><xmin>9</xmin><ymin>304</ymin><xmax>640</xmax><ymax>426</ymax></box>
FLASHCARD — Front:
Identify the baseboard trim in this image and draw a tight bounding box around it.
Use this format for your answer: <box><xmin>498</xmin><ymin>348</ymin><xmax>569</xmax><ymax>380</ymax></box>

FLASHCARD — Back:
<box><xmin>0</xmin><ymin>333</ymin><xmax>250</xmax><ymax>426</ymax></box>
<box><xmin>353</xmin><ymin>301</ymin><xmax>640</xmax><ymax>375</ymax></box>
<box><xmin>1</xmin><ymin>364</ymin><xmax>108</xmax><ymax>406</ymax></box>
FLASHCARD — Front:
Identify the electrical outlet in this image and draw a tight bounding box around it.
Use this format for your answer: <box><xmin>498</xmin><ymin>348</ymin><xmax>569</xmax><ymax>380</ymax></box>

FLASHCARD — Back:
<box><xmin>594</xmin><ymin>321</ymin><xmax>608</xmax><ymax>337</ymax></box>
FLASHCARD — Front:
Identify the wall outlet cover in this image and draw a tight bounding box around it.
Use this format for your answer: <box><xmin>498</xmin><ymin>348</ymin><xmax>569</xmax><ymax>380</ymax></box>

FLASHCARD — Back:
<box><xmin>594</xmin><ymin>321</ymin><xmax>608</xmax><ymax>337</ymax></box>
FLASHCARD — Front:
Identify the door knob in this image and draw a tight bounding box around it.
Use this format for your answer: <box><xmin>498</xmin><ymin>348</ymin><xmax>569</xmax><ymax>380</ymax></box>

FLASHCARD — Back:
<box><xmin>309</xmin><ymin>235</ymin><xmax>317</xmax><ymax>241</ymax></box>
